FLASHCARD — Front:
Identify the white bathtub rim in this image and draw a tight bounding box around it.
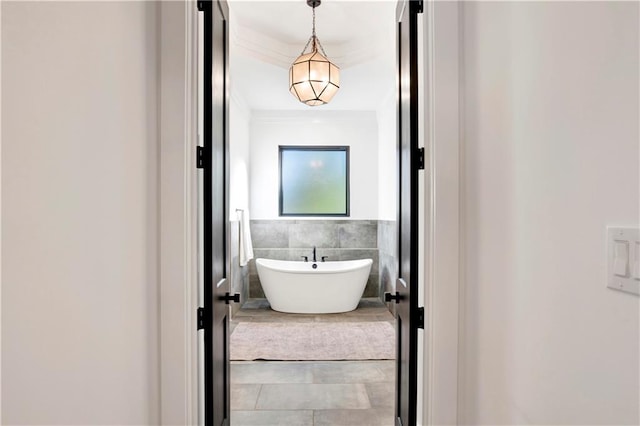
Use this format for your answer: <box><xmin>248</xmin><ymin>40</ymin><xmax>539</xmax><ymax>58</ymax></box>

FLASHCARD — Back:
<box><xmin>255</xmin><ymin>258</ymin><xmax>373</xmax><ymax>274</ymax></box>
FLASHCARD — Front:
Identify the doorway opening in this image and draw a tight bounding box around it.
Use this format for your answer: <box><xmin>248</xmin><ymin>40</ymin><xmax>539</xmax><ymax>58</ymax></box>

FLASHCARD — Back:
<box><xmin>199</xmin><ymin>0</ymin><xmax>424</xmax><ymax>425</ymax></box>
<box><xmin>225</xmin><ymin>1</ymin><xmax>398</xmax><ymax>424</ymax></box>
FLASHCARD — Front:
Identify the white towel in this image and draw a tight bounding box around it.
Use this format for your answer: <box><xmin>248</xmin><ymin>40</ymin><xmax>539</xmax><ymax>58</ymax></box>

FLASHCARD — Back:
<box><xmin>238</xmin><ymin>209</ymin><xmax>254</xmax><ymax>267</ymax></box>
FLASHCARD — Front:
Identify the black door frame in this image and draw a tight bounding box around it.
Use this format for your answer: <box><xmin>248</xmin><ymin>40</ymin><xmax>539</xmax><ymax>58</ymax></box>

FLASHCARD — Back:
<box><xmin>201</xmin><ymin>1</ymin><xmax>231</xmax><ymax>426</ymax></box>
<box><xmin>392</xmin><ymin>1</ymin><xmax>422</xmax><ymax>425</ymax></box>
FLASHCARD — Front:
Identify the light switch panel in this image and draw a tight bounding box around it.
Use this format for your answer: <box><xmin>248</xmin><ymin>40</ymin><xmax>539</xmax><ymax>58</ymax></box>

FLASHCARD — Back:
<box><xmin>607</xmin><ymin>227</ymin><xmax>640</xmax><ymax>295</ymax></box>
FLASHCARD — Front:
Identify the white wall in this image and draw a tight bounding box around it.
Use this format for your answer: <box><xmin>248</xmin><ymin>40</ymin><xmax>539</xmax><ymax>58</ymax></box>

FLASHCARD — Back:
<box><xmin>249</xmin><ymin>110</ymin><xmax>379</xmax><ymax>220</ymax></box>
<box><xmin>229</xmin><ymin>93</ymin><xmax>252</xmax><ymax>215</ymax></box>
<box><xmin>459</xmin><ymin>2</ymin><xmax>639</xmax><ymax>424</ymax></box>
<box><xmin>377</xmin><ymin>91</ymin><xmax>397</xmax><ymax>221</ymax></box>
<box><xmin>2</xmin><ymin>2</ymin><xmax>160</xmax><ymax>424</ymax></box>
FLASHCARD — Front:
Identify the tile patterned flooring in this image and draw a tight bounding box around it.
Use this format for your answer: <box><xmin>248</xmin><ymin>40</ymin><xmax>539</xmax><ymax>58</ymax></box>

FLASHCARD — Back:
<box><xmin>230</xmin><ymin>298</ymin><xmax>396</xmax><ymax>426</ymax></box>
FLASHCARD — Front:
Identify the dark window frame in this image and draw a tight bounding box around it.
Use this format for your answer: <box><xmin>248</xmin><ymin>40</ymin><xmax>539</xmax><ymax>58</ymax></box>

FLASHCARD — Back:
<box><xmin>278</xmin><ymin>145</ymin><xmax>350</xmax><ymax>217</ymax></box>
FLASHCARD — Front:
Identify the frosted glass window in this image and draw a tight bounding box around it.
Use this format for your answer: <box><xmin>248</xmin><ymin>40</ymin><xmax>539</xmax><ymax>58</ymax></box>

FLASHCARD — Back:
<box><xmin>279</xmin><ymin>146</ymin><xmax>350</xmax><ymax>216</ymax></box>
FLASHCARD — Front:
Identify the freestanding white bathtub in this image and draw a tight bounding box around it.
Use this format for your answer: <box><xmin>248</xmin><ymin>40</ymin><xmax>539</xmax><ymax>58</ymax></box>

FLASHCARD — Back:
<box><xmin>255</xmin><ymin>258</ymin><xmax>373</xmax><ymax>314</ymax></box>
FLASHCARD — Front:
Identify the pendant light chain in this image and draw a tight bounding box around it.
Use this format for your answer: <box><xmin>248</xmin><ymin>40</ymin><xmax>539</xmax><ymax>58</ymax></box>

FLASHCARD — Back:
<box><xmin>312</xmin><ymin>5</ymin><xmax>316</xmax><ymax>51</ymax></box>
<box><xmin>311</xmin><ymin>5</ymin><xmax>329</xmax><ymax>57</ymax></box>
<box><xmin>298</xmin><ymin>3</ymin><xmax>328</xmax><ymax>57</ymax></box>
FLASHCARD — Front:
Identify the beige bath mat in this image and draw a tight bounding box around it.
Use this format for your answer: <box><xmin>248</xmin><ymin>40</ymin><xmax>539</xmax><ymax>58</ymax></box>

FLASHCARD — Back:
<box><xmin>230</xmin><ymin>321</ymin><xmax>396</xmax><ymax>361</ymax></box>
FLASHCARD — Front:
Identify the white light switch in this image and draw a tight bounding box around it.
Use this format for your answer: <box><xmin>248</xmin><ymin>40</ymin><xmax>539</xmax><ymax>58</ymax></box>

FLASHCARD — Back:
<box><xmin>613</xmin><ymin>241</ymin><xmax>629</xmax><ymax>277</ymax></box>
<box><xmin>608</xmin><ymin>227</ymin><xmax>640</xmax><ymax>296</ymax></box>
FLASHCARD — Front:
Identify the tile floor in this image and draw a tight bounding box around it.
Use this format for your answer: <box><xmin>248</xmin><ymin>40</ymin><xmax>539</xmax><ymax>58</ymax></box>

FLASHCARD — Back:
<box><xmin>230</xmin><ymin>298</ymin><xmax>396</xmax><ymax>426</ymax></box>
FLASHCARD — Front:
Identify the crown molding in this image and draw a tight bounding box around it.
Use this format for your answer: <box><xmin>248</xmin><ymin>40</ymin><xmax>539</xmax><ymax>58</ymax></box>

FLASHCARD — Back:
<box><xmin>230</xmin><ymin>22</ymin><xmax>296</xmax><ymax>69</ymax></box>
<box><xmin>250</xmin><ymin>109</ymin><xmax>377</xmax><ymax>123</ymax></box>
<box><xmin>230</xmin><ymin>19</ymin><xmax>388</xmax><ymax>70</ymax></box>
<box><xmin>230</xmin><ymin>89</ymin><xmax>252</xmax><ymax>120</ymax></box>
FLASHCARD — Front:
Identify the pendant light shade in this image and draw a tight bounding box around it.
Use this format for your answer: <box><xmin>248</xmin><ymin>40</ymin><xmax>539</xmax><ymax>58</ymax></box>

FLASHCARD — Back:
<box><xmin>289</xmin><ymin>0</ymin><xmax>340</xmax><ymax>106</ymax></box>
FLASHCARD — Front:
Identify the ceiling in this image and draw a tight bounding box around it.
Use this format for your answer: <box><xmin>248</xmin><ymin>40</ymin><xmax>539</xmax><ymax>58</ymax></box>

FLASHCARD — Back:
<box><xmin>228</xmin><ymin>0</ymin><xmax>397</xmax><ymax>111</ymax></box>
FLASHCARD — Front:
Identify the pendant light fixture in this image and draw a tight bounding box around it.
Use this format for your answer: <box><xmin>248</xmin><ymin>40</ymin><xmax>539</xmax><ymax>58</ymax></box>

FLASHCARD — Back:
<box><xmin>289</xmin><ymin>0</ymin><xmax>340</xmax><ymax>106</ymax></box>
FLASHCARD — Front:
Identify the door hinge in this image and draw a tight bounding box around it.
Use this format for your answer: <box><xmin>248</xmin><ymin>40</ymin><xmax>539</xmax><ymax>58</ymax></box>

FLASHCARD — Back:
<box><xmin>197</xmin><ymin>307</ymin><xmax>205</xmax><ymax>330</ymax></box>
<box><xmin>417</xmin><ymin>147</ymin><xmax>425</xmax><ymax>170</ymax></box>
<box><xmin>416</xmin><ymin>307</ymin><xmax>424</xmax><ymax>329</ymax></box>
<box><xmin>384</xmin><ymin>291</ymin><xmax>402</xmax><ymax>304</ymax></box>
<box><xmin>196</xmin><ymin>146</ymin><xmax>205</xmax><ymax>169</ymax></box>
<box><xmin>413</xmin><ymin>0</ymin><xmax>424</xmax><ymax>14</ymax></box>
<box><xmin>197</xmin><ymin>1</ymin><xmax>206</xmax><ymax>12</ymax></box>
